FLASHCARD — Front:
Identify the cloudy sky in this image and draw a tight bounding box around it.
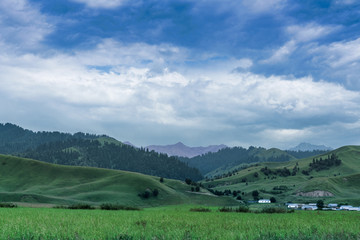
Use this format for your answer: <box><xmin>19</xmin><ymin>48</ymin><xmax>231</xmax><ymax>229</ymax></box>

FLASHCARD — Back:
<box><xmin>1</xmin><ymin>0</ymin><xmax>360</xmax><ymax>149</ymax></box>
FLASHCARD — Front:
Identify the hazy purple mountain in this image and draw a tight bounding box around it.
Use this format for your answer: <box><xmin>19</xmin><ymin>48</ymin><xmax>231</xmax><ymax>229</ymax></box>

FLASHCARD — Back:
<box><xmin>289</xmin><ymin>142</ymin><xmax>333</xmax><ymax>151</ymax></box>
<box><xmin>146</xmin><ymin>142</ymin><xmax>227</xmax><ymax>158</ymax></box>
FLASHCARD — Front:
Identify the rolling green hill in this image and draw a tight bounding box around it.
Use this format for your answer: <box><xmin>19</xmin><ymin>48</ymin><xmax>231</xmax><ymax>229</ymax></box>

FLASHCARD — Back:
<box><xmin>20</xmin><ymin>137</ymin><xmax>203</xmax><ymax>181</ymax></box>
<box><xmin>0</xmin><ymin>154</ymin><xmax>237</xmax><ymax>207</ymax></box>
<box><xmin>202</xmin><ymin>145</ymin><xmax>360</xmax><ymax>205</ymax></box>
<box><xmin>182</xmin><ymin>146</ymin><xmax>298</xmax><ymax>177</ymax></box>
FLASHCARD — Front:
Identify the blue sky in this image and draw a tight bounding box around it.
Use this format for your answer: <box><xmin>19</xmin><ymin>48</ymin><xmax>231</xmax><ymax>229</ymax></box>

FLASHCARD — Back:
<box><xmin>1</xmin><ymin>0</ymin><xmax>360</xmax><ymax>149</ymax></box>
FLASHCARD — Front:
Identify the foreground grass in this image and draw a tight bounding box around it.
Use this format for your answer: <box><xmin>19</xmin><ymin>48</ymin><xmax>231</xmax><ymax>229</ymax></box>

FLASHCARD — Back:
<box><xmin>0</xmin><ymin>206</ymin><xmax>359</xmax><ymax>239</ymax></box>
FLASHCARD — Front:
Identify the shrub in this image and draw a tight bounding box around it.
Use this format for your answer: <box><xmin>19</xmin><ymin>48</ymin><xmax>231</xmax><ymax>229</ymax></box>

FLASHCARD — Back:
<box><xmin>219</xmin><ymin>206</ymin><xmax>250</xmax><ymax>213</ymax></box>
<box><xmin>185</xmin><ymin>178</ymin><xmax>192</xmax><ymax>185</ymax></box>
<box><xmin>0</xmin><ymin>202</ymin><xmax>17</xmax><ymax>208</ymax></box>
<box><xmin>261</xmin><ymin>207</ymin><xmax>289</xmax><ymax>214</ymax></box>
<box><xmin>270</xmin><ymin>197</ymin><xmax>276</xmax><ymax>203</ymax></box>
<box><xmin>190</xmin><ymin>207</ymin><xmax>211</xmax><ymax>212</ymax></box>
<box><xmin>235</xmin><ymin>206</ymin><xmax>250</xmax><ymax>213</ymax></box>
<box><xmin>138</xmin><ymin>189</ymin><xmax>152</xmax><ymax>199</ymax></box>
<box><xmin>68</xmin><ymin>204</ymin><xmax>95</xmax><ymax>210</ymax></box>
<box><xmin>53</xmin><ymin>205</ymin><xmax>68</xmax><ymax>209</ymax></box>
<box><xmin>100</xmin><ymin>203</ymin><xmax>141</xmax><ymax>211</ymax></box>
<box><xmin>152</xmin><ymin>189</ymin><xmax>159</xmax><ymax>197</ymax></box>
<box><xmin>218</xmin><ymin>207</ymin><xmax>233</xmax><ymax>212</ymax></box>
<box><xmin>160</xmin><ymin>177</ymin><xmax>164</xmax><ymax>183</ymax></box>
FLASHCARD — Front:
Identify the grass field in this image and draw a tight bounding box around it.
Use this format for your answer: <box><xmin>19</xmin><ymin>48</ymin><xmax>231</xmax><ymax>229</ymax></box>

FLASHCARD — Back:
<box><xmin>0</xmin><ymin>205</ymin><xmax>359</xmax><ymax>239</ymax></box>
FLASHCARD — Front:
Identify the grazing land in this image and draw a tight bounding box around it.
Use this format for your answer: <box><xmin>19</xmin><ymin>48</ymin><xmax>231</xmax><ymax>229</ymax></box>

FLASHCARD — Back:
<box><xmin>0</xmin><ymin>206</ymin><xmax>359</xmax><ymax>239</ymax></box>
<box><xmin>203</xmin><ymin>146</ymin><xmax>360</xmax><ymax>205</ymax></box>
<box><xmin>0</xmin><ymin>154</ymin><xmax>236</xmax><ymax>207</ymax></box>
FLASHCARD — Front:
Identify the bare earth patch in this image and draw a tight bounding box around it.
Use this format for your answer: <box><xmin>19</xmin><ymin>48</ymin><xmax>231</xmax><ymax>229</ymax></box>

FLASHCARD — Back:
<box><xmin>296</xmin><ymin>190</ymin><xmax>334</xmax><ymax>197</ymax></box>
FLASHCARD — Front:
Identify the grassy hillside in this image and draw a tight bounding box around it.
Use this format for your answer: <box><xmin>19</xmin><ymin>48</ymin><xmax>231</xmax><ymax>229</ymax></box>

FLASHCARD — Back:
<box><xmin>202</xmin><ymin>145</ymin><xmax>360</xmax><ymax>205</ymax></box>
<box><xmin>185</xmin><ymin>146</ymin><xmax>297</xmax><ymax>177</ymax></box>
<box><xmin>21</xmin><ymin>137</ymin><xmax>203</xmax><ymax>181</ymax></box>
<box><xmin>0</xmin><ymin>154</ymin><xmax>236</xmax><ymax>207</ymax></box>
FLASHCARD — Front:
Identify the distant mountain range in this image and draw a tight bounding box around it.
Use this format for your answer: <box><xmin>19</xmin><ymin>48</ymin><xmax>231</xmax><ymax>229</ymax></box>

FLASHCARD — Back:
<box><xmin>145</xmin><ymin>142</ymin><xmax>228</xmax><ymax>158</ymax></box>
<box><xmin>289</xmin><ymin>142</ymin><xmax>333</xmax><ymax>151</ymax></box>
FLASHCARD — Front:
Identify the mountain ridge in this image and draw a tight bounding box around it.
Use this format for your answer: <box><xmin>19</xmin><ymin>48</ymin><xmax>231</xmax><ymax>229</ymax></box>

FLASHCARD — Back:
<box><xmin>289</xmin><ymin>142</ymin><xmax>333</xmax><ymax>151</ymax></box>
<box><xmin>146</xmin><ymin>142</ymin><xmax>227</xmax><ymax>158</ymax></box>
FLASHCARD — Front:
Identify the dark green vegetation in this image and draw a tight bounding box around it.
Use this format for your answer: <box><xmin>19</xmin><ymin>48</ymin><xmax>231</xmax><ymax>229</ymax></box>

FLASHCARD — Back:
<box><xmin>203</xmin><ymin>146</ymin><xmax>360</xmax><ymax>205</ymax></box>
<box><xmin>21</xmin><ymin>138</ymin><xmax>202</xmax><ymax>181</ymax></box>
<box><xmin>180</xmin><ymin>146</ymin><xmax>328</xmax><ymax>177</ymax></box>
<box><xmin>0</xmin><ymin>123</ymin><xmax>202</xmax><ymax>181</ymax></box>
<box><xmin>0</xmin><ymin>207</ymin><xmax>359</xmax><ymax>239</ymax></box>
<box><xmin>0</xmin><ymin>123</ymin><xmax>98</xmax><ymax>154</ymax></box>
<box><xmin>0</xmin><ymin>154</ymin><xmax>236</xmax><ymax>207</ymax></box>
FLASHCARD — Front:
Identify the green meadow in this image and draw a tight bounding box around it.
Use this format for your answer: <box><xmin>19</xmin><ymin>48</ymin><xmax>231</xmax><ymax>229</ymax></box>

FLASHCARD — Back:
<box><xmin>0</xmin><ymin>206</ymin><xmax>359</xmax><ymax>240</ymax></box>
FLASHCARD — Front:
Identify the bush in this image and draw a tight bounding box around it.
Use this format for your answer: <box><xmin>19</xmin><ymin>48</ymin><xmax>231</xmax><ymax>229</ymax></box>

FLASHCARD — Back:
<box><xmin>138</xmin><ymin>189</ymin><xmax>152</xmax><ymax>199</ymax></box>
<box><xmin>190</xmin><ymin>207</ymin><xmax>211</xmax><ymax>212</ymax></box>
<box><xmin>152</xmin><ymin>189</ymin><xmax>159</xmax><ymax>197</ymax></box>
<box><xmin>185</xmin><ymin>178</ymin><xmax>192</xmax><ymax>185</ymax></box>
<box><xmin>0</xmin><ymin>202</ymin><xmax>17</xmax><ymax>208</ymax></box>
<box><xmin>160</xmin><ymin>177</ymin><xmax>164</xmax><ymax>183</ymax></box>
<box><xmin>100</xmin><ymin>203</ymin><xmax>141</xmax><ymax>211</ymax></box>
<box><xmin>270</xmin><ymin>197</ymin><xmax>276</xmax><ymax>203</ymax></box>
<box><xmin>261</xmin><ymin>207</ymin><xmax>290</xmax><ymax>214</ymax></box>
<box><xmin>68</xmin><ymin>204</ymin><xmax>95</xmax><ymax>210</ymax></box>
<box><xmin>218</xmin><ymin>207</ymin><xmax>234</xmax><ymax>212</ymax></box>
<box><xmin>235</xmin><ymin>206</ymin><xmax>250</xmax><ymax>213</ymax></box>
<box><xmin>219</xmin><ymin>206</ymin><xmax>250</xmax><ymax>213</ymax></box>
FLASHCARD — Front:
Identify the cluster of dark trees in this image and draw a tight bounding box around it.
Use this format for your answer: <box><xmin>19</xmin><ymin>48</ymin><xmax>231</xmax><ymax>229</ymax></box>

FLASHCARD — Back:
<box><xmin>0</xmin><ymin>123</ymin><xmax>202</xmax><ymax>181</ymax></box>
<box><xmin>205</xmin><ymin>164</ymin><xmax>258</xmax><ymax>182</ymax></box>
<box><xmin>182</xmin><ymin>146</ymin><xmax>293</xmax><ymax>175</ymax></box>
<box><xmin>261</xmin><ymin>166</ymin><xmax>291</xmax><ymax>177</ymax></box>
<box><xmin>138</xmin><ymin>188</ymin><xmax>159</xmax><ymax>199</ymax></box>
<box><xmin>21</xmin><ymin>139</ymin><xmax>203</xmax><ymax>181</ymax></box>
<box><xmin>207</xmin><ymin>188</ymin><xmax>244</xmax><ymax>199</ymax></box>
<box><xmin>285</xmin><ymin>150</ymin><xmax>330</xmax><ymax>159</ymax></box>
<box><xmin>302</xmin><ymin>153</ymin><xmax>341</xmax><ymax>175</ymax></box>
<box><xmin>0</xmin><ymin>123</ymin><xmax>98</xmax><ymax>154</ymax></box>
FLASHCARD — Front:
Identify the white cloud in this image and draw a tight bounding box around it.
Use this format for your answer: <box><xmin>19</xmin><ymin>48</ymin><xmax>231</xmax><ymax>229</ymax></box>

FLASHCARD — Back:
<box><xmin>242</xmin><ymin>0</ymin><xmax>287</xmax><ymax>13</ymax></box>
<box><xmin>263</xmin><ymin>23</ymin><xmax>339</xmax><ymax>64</ymax></box>
<box><xmin>334</xmin><ymin>0</ymin><xmax>356</xmax><ymax>5</ymax></box>
<box><xmin>287</xmin><ymin>23</ymin><xmax>339</xmax><ymax>43</ymax></box>
<box><xmin>262</xmin><ymin>40</ymin><xmax>296</xmax><ymax>63</ymax></box>
<box><xmin>71</xmin><ymin>0</ymin><xmax>128</xmax><ymax>9</ymax></box>
<box><xmin>0</xmin><ymin>0</ymin><xmax>52</xmax><ymax>49</ymax></box>
<box><xmin>311</xmin><ymin>37</ymin><xmax>360</xmax><ymax>67</ymax></box>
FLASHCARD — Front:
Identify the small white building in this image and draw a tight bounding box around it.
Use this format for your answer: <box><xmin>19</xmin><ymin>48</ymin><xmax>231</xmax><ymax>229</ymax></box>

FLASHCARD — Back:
<box><xmin>340</xmin><ymin>205</ymin><xmax>353</xmax><ymax>210</ymax></box>
<box><xmin>258</xmin><ymin>199</ymin><xmax>271</xmax><ymax>203</ymax></box>
<box><xmin>287</xmin><ymin>203</ymin><xmax>299</xmax><ymax>209</ymax></box>
<box><xmin>328</xmin><ymin>203</ymin><xmax>338</xmax><ymax>208</ymax></box>
<box><xmin>302</xmin><ymin>205</ymin><xmax>318</xmax><ymax>211</ymax></box>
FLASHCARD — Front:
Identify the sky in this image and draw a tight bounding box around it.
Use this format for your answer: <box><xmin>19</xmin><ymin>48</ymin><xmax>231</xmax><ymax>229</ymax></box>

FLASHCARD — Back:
<box><xmin>1</xmin><ymin>0</ymin><xmax>360</xmax><ymax>149</ymax></box>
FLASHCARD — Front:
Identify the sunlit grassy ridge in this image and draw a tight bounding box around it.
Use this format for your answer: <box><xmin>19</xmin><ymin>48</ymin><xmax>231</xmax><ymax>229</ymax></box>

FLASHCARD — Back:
<box><xmin>203</xmin><ymin>145</ymin><xmax>360</xmax><ymax>205</ymax></box>
<box><xmin>0</xmin><ymin>154</ymin><xmax>236</xmax><ymax>207</ymax></box>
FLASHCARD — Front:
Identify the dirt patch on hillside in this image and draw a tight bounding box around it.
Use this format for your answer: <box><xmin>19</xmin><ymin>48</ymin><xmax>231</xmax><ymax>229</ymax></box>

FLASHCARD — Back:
<box><xmin>296</xmin><ymin>190</ymin><xmax>334</xmax><ymax>197</ymax></box>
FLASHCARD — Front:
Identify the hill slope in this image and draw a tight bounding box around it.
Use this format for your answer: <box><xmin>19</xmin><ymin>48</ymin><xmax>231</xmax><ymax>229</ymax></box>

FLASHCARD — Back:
<box><xmin>0</xmin><ymin>155</ymin><xmax>236</xmax><ymax>207</ymax></box>
<box><xmin>0</xmin><ymin>123</ymin><xmax>98</xmax><ymax>154</ymax></box>
<box><xmin>182</xmin><ymin>146</ymin><xmax>297</xmax><ymax>176</ymax></box>
<box><xmin>202</xmin><ymin>145</ymin><xmax>360</xmax><ymax>205</ymax></box>
<box><xmin>20</xmin><ymin>137</ymin><xmax>203</xmax><ymax>181</ymax></box>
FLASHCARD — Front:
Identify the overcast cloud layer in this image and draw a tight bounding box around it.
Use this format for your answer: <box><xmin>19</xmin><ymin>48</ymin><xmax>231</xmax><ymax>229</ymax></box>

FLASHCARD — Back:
<box><xmin>1</xmin><ymin>0</ymin><xmax>360</xmax><ymax>149</ymax></box>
